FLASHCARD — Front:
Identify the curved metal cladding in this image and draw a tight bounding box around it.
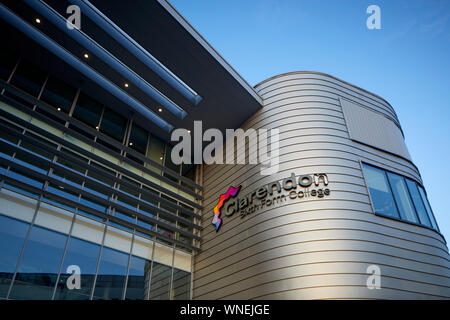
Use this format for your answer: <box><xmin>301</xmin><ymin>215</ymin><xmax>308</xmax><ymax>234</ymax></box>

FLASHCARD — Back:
<box><xmin>193</xmin><ymin>71</ymin><xmax>450</xmax><ymax>299</ymax></box>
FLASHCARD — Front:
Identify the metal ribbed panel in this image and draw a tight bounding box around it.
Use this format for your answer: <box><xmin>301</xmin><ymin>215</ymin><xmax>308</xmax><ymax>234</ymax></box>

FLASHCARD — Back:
<box><xmin>193</xmin><ymin>72</ymin><xmax>450</xmax><ymax>299</ymax></box>
<box><xmin>340</xmin><ymin>98</ymin><xmax>412</xmax><ymax>161</ymax></box>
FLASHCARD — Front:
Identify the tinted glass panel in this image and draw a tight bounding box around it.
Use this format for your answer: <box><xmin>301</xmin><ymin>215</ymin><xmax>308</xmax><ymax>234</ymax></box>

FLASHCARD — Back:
<box><xmin>164</xmin><ymin>145</ymin><xmax>179</xmax><ymax>182</ymax></box>
<box><xmin>72</xmin><ymin>93</ymin><xmax>102</xmax><ymax>128</ymax></box>
<box><xmin>149</xmin><ymin>262</ymin><xmax>171</xmax><ymax>300</ymax></box>
<box><xmin>181</xmin><ymin>164</ymin><xmax>196</xmax><ymax>190</ymax></box>
<box><xmin>93</xmin><ymin>247</ymin><xmax>129</xmax><ymax>300</ymax></box>
<box><xmin>147</xmin><ymin>135</ymin><xmax>165</xmax><ymax>174</ymax></box>
<box><xmin>0</xmin><ymin>48</ymin><xmax>18</xmax><ymax>81</ymax></box>
<box><xmin>9</xmin><ymin>226</ymin><xmax>67</xmax><ymax>300</ymax></box>
<box><xmin>387</xmin><ymin>173</ymin><xmax>418</xmax><ymax>223</ymax></box>
<box><xmin>362</xmin><ymin>164</ymin><xmax>399</xmax><ymax>218</ymax></box>
<box><xmin>128</xmin><ymin>124</ymin><xmax>148</xmax><ymax>155</ymax></box>
<box><xmin>54</xmin><ymin>237</ymin><xmax>100</xmax><ymax>300</ymax></box>
<box><xmin>172</xmin><ymin>268</ymin><xmax>190</xmax><ymax>300</ymax></box>
<box><xmin>99</xmin><ymin>107</ymin><xmax>126</xmax><ymax>142</ymax></box>
<box><xmin>125</xmin><ymin>255</ymin><xmax>151</xmax><ymax>300</ymax></box>
<box><xmin>405</xmin><ymin>179</ymin><xmax>431</xmax><ymax>227</ymax></box>
<box><xmin>40</xmin><ymin>76</ymin><xmax>76</xmax><ymax>113</ymax></box>
<box><xmin>9</xmin><ymin>58</ymin><xmax>46</xmax><ymax>97</ymax></box>
<box><xmin>0</xmin><ymin>215</ymin><xmax>29</xmax><ymax>298</ymax></box>
<box><xmin>418</xmin><ymin>186</ymin><xmax>439</xmax><ymax>230</ymax></box>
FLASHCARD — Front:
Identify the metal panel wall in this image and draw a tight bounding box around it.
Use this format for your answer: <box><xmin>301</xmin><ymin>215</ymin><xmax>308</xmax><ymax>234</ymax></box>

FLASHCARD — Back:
<box><xmin>193</xmin><ymin>71</ymin><xmax>450</xmax><ymax>299</ymax></box>
<box><xmin>340</xmin><ymin>98</ymin><xmax>412</xmax><ymax>161</ymax></box>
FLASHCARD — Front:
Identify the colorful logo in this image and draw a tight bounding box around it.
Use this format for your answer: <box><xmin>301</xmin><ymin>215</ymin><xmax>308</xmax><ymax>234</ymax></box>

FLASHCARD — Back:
<box><xmin>211</xmin><ymin>185</ymin><xmax>241</xmax><ymax>231</ymax></box>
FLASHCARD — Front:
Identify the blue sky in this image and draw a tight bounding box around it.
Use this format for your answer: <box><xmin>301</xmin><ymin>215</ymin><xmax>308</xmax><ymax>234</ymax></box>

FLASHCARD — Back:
<box><xmin>170</xmin><ymin>0</ymin><xmax>450</xmax><ymax>242</ymax></box>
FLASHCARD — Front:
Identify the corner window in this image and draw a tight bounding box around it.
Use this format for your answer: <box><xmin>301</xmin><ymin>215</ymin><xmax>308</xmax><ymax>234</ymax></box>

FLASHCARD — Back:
<box><xmin>362</xmin><ymin>163</ymin><xmax>439</xmax><ymax>231</ymax></box>
<box><xmin>418</xmin><ymin>186</ymin><xmax>439</xmax><ymax>231</ymax></box>
<box><xmin>405</xmin><ymin>179</ymin><xmax>431</xmax><ymax>227</ymax></box>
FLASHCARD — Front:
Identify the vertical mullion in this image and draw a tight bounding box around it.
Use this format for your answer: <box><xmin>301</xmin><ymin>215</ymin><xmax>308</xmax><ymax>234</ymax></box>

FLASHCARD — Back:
<box><xmin>384</xmin><ymin>171</ymin><xmax>401</xmax><ymax>220</ymax></box>
<box><xmin>404</xmin><ymin>177</ymin><xmax>422</xmax><ymax>224</ymax></box>
<box><xmin>89</xmin><ymin>223</ymin><xmax>108</xmax><ymax>300</ymax></box>
<box><xmin>51</xmin><ymin>212</ymin><xmax>77</xmax><ymax>300</ymax></box>
<box><xmin>169</xmin><ymin>244</ymin><xmax>175</xmax><ymax>300</ymax></box>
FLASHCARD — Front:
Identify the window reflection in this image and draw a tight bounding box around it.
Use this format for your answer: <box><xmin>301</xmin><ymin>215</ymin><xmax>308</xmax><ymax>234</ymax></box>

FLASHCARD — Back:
<box><xmin>40</xmin><ymin>76</ymin><xmax>76</xmax><ymax>114</ymax></box>
<box><xmin>172</xmin><ymin>268</ymin><xmax>190</xmax><ymax>300</ymax></box>
<box><xmin>0</xmin><ymin>215</ymin><xmax>30</xmax><ymax>298</ymax></box>
<box><xmin>92</xmin><ymin>247</ymin><xmax>129</xmax><ymax>300</ymax></box>
<box><xmin>149</xmin><ymin>262</ymin><xmax>171</xmax><ymax>300</ymax></box>
<box><xmin>362</xmin><ymin>164</ymin><xmax>399</xmax><ymax>219</ymax></box>
<box><xmin>405</xmin><ymin>179</ymin><xmax>431</xmax><ymax>227</ymax></box>
<box><xmin>363</xmin><ymin>163</ymin><xmax>440</xmax><ymax>232</ymax></box>
<box><xmin>418</xmin><ymin>186</ymin><xmax>439</xmax><ymax>230</ymax></box>
<box><xmin>9</xmin><ymin>226</ymin><xmax>67</xmax><ymax>300</ymax></box>
<box><xmin>54</xmin><ymin>237</ymin><xmax>100</xmax><ymax>300</ymax></box>
<box><xmin>387</xmin><ymin>173</ymin><xmax>418</xmax><ymax>223</ymax></box>
<box><xmin>125</xmin><ymin>255</ymin><xmax>151</xmax><ymax>300</ymax></box>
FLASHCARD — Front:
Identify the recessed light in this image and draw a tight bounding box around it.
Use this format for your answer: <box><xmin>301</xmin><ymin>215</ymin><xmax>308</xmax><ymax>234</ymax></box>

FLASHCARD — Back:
<box><xmin>35</xmin><ymin>18</ymin><xmax>41</xmax><ymax>24</ymax></box>
<box><xmin>83</xmin><ymin>53</ymin><xmax>89</xmax><ymax>59</ymax></box>
<box><xmin>158</xmin><ymin>108</ymin><xmax>163</xmax><ymax>112</ymax></box>
<box><xmin>124</xmin><ymin>83</ymin><xmax>129</xmax><ymax>88</ymax></box>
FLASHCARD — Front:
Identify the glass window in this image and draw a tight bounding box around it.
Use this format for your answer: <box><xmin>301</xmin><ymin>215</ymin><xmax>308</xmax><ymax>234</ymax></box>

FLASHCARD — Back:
<box><xmin>164</xmin><ymin>144</ymin><xmax>180</xmax><ymax>182</ymax></box>
<box><xmin>92</xmin><ymin>247</ymin><xmax>129</xmax><ymax>300</ymax></box>
<box><xmin>21</xmin><ymin>131</ymin><xmax>58</xmax><ymax>160</ymax></box>
<box><xmin>172</xmin><ymin>268</ymin><xmax>190</xmax><ymax>300</ymax></box>
<box><xmin>51</xmin><ymin>167</ymin><xmax>84</xmax><ymax>188</ymax></box>
<box><xmin>418</xmin><ymin>186</ymin><xmax>439</xmax><ymax>231</ymax></box>
<box><xmin>99</xmin><ymin>107</ymin><xmax>127</xmax><ymax>143</ymax></box>
<box><xmin>6</xmin><ymin>166</ymin><xmax>45</xmax><ymax>190</ymax></box>
<box><xmin>54</xmin><ymin>237</ymin><xmax>101</xmax><ymax>300</ymax></box>
<box><xmin>128</xmin><ymin>123</ymin><xmax>148</xmax><ymax>155</ymax></box>
<box><xmin>181</xmin><ymin>164</ymin><xmax>196</xmax><ymax>190</ymax></box>
<box><xmin>57</xmin><ymin>148</ymin><xmax>88</xmax><ymax>174</ymax></box>
<box><xmin>405</xmin><ymin>179</ymin><xmax>431</xmax><ymax>227</ymax></box>
<box><xmin>0</xmin><ymin>215</ymin><xmax>30</xmax><ymax>298</ymax></box>
<box><xmin>125</xmin><ymin>255</ymin><xmax>151</xmax><ymax>300</ymax></box>
<box><xmin>147</xmin><ymin>135</ymin><xmax>165</xmax><ymax>174</ymax></box>
<box><xmin>0</xmin><ymin>48</ymin><xmax>18</xmax><ymax>81</ymax></box>
<box><xmin>9</xmin><ymin>226</ymin><xmax>68</xmax><ymax>300</ymax></box>
<box><xmin>362</xmin><ymin>164</ymin><xmax>399</xmax><ymax>219</ymax></box>
<box><xmin>86</xmin><ymin>162</ymin><xmax>116</xmax><ymax>187</ymax></box>
<box><xmin>13</xmin><ymin>149</ymin><xmax>50</xmax><ymax>174</ymax></box>
<box><xmin>71</xmin><ymin>93</ymin><xmax>102</xmax><ymax>129</ymax></box>
<box><xmin>40</xmin><ymin>76</ymin><xmax>76</xmax><ymax>114</ymax></box>
<box><xmin>0</xmin><ymin>119</ymin><xmax>21</xmax><ymax>146</ymax></box>
<box><xmin>9</xmin><ymin>58</ymin><xmax>46</xmax><ymax>98</ymax></box>
<box><xmin>149</xmin><ymin>262</ymin><xmax>171</xmax><ymax>300</ymax></box>
<box><xmin>387</xmin><ymin>172</ymin><xmax>418</xmax><ymax>223</ymax></box>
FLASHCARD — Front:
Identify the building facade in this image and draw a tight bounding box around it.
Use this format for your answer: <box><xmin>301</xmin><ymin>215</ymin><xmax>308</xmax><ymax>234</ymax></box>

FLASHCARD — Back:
<box><xmin>0</xmin><ymin>0</ymin><xmax>449</xmax><ymax>300</ymax></box>
<box><xmin>195</xmin><ymin>71</ymin><xmax>450</xmax><ymax>299</ymax></box>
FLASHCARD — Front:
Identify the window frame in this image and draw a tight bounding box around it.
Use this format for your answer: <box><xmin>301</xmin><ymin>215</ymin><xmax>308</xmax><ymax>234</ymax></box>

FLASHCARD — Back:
<box><xmin>361</xmin><ymin>161</ymin><xmax>441</xmax><ymax>234</ymax></box>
